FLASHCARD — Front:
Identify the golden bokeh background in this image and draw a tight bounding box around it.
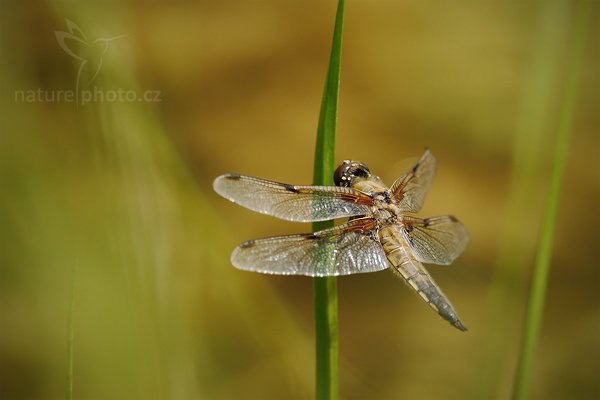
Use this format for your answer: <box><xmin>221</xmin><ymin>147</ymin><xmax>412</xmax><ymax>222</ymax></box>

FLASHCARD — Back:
<box><xmin>1</xmin><ymin>1</ymin><xmax>598</xmax><ymax>399</ymax></box>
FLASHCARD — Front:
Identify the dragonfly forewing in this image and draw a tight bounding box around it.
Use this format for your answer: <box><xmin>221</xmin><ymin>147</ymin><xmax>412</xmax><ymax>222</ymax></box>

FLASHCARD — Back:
<box><xmin>390</xmin><ymin>149</ymin><xmax>437</xmax><ymax>212</ymax></box>
<box><xmin>213</xmin><ymin>174</ymin><xmax>372</xmax><ymax>222</ymax></box>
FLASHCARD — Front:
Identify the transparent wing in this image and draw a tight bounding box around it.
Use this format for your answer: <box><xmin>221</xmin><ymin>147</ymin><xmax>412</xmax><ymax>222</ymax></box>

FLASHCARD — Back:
<box><xmin>390</xmin><ymin>149</ymin><xmax>436</xmax><ymax>212</ymax></box>
<box><xmin>231</xmin><ymin>218</ymin><xmax>389</xmax><ymax>276</ymax></box>
<box><xmin>400</xmin><ymin>215</ymin><xmax>469</xmax><ymax>265</ymax></box>
<box><xmin>213</xmin><ymin>174</ymin><xmax>373</xmax><ymax>222</ymax></box>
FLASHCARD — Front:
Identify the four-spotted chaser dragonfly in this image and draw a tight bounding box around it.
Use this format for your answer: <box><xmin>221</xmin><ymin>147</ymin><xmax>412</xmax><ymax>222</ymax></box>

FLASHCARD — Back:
<box><xmin>213</xmin><ymin>150</ymin><xmax>469</xmax><ymax>331</ymax></box>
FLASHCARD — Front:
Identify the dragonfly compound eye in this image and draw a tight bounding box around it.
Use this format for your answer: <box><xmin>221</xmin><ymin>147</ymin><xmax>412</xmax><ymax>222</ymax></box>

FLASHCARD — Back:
<box><xmin>334</xmin><ymin>160</ymin><xmax>370</xmax><ymax>187</ymax></box>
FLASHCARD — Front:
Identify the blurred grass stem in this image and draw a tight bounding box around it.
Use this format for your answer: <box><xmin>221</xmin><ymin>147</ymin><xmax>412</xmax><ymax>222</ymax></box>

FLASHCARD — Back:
<box><xmin>66</xmin><ymin>264</ymin><xmax>76</xmax><ymax>400</ymax></box>
<box><xmin>313</xmin><ymin>0</ymin><xmax>344</xmax><ymax>399</ymax></box>
<box><xmin>512</xmin><ymin>1</ymin><xmax>592</xmax><ymax>399</ymax></box>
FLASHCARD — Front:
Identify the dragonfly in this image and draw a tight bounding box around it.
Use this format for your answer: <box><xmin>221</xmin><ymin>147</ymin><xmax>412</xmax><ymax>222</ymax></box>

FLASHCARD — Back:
<box><xmin>213</xmin><ymin>149</ymin><xmax>469</xmax><ymax>331</ymax></box>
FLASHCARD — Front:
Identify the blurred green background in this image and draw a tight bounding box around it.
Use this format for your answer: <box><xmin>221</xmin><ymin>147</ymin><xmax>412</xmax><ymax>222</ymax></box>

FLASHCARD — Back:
<box><xmin>1</xmin><ymin>1</ymin><xmax>598</xmax><ymax>399</ymax></box>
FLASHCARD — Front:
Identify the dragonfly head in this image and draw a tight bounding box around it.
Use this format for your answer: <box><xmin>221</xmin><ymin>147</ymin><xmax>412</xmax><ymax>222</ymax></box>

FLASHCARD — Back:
<box><xmin>334</xmin><ymin>160</ymin><xmax>371</xmax><ymax>187</ymax></box>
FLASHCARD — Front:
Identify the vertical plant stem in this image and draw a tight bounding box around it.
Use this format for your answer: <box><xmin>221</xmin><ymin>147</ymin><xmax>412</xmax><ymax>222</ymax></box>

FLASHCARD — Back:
<box><xmin>66</xmin><ymin>264</ymin><xmax>76</xmax><ymax>400</ymax></box>
<box><xmin>512</xmin><ymin>1</ymin><xmax>592</xmax><ymax>399</ymax></box>
<box><xmin>470</xmin><ymin>2</ymin><xmax>568</xmax><ymax>398</ymax></box>
<box><xmin>313</xmin><ymin>1</ymin><xmax>344</xmax><ymax>399</ymax></box>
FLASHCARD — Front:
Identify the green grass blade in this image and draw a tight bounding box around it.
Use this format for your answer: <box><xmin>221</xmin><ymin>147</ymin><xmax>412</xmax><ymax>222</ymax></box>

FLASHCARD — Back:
<box><xmin>313</xmin><ymin>0</ymin><xmax>344</xmax><ymax>187</ymax></box>
<box><xmin>66</xmin><ymin>264</ymin><xmax>76</xmax><ymax>400</ymax></box>
<box><xmin>313</xmin><ymin>1</ymin><xmax>344</xmax><ymax>399</ymax></box>
<box><xmin>512</xmin><ymin>1</ymin><xmax>592</xmax><ymax>399</ymax></box>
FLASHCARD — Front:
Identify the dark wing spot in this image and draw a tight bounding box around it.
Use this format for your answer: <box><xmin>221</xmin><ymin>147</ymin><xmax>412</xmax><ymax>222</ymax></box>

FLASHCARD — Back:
<box><xmin>404</xmin><ymin>222</ymin><xmax>414</xmax><ymax>233</ymax></box>
<box><xmin>423</xmin><ymin>218</ymin><xmax>430</xmax><ymax>227</ymax></box>
<box><xmin>225</xmin><ymin>173</ymin><xmax>241</xmax><ymax>180</ymax></box>
<box><xmin>411</xmin><ymin>161</ymin><xmax>420</xmax><ymax>174</ymax></box>
<box><xmin>283</xmin><ymin>184</ymin><xmax>300</xmax><ymax>193</ymax></box>
<box><xmin>448</xmin><ymin>215</ymin><xmax>458</xmax><ymax>222</ymax></box>
<box><xmin>239</xmin><ymin>240</ymin><xmax>255</xmax><ymax>249</ymax></box>
<box><xmin>302</xmin><ymin>233</ymin><xmax>318</xmax><ymax>240</ymax></box>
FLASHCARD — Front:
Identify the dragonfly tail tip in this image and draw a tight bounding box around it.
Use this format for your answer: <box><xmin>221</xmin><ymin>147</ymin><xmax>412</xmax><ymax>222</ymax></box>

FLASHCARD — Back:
<box><xmin>454</xmin><ymin>320</ymin><xmax>468</xmax><ymax>332</ymax></box>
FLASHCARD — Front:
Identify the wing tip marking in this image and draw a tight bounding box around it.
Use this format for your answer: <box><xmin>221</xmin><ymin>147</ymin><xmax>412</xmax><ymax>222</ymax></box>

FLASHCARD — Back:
<box><xmin>283</xmin><ymin>183</ymin><xmax>300</xmax><ymax>193</ymax></box>
<box><xmin>224</xmin><ymin>173</ymin><xmax>241</xmax><ymax>180</ymax></box>
<box><xmin>239</xmin><ymin>240</ymin><xmax>256</xmax><ymax>249</ymax></box>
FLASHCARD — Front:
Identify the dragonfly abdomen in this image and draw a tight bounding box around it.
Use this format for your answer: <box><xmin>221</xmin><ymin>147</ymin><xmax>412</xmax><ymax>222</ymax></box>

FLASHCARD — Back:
<box><xmin>379</xmin><ymin>226</ymin><xmax>467</xmax><ymax>331</ymax></box>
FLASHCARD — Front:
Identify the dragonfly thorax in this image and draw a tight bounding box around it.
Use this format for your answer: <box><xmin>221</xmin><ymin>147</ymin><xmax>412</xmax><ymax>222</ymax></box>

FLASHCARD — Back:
<box><xmin>371</xmin><ymin>204</ymin><xmax>399</xmax><ymax>225</ymax></box>
<box><xmin>369</xmin><ymin>190</ymin><xmax>401</xmax><ymax>225</ymax></box>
